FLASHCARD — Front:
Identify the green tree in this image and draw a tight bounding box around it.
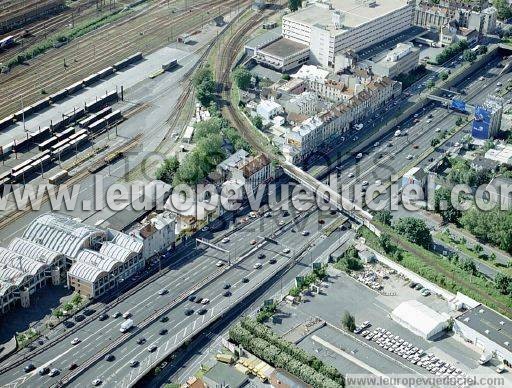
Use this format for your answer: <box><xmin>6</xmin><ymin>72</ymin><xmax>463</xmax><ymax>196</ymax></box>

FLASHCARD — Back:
<box><xmin>193</xmin><ymin>66</ymin><xmax>215</xmax><ymax>106</ymax></box>
<box><xmin>394</xmin><ymin>217</ymin><xmax>433</xmax><ymax>249</ymax></box>
<box><xmin>476</xmin><ymin>45</ymin><xmax>488</xmax><ymax>55</ymax></box>
<box><xmin>426</xmin><ymin>79</ymin><xmax>435</xmax><ymax>89</ymax></box>
<box><xmin>495</xmin><ymin>273</ymin><xmax>512</xmax><ymax>294</ymax></box>
<box><xmin>379</xmin><ymin>233</ymin><xmax>394</xmax><ymax>254</ymax></box>
<box><xmin>288</xmin><ymin>0</ymin><xmax>302</xmax><ymax>11</ymax></box>
<box><xmin>439</xmin><ymin>71</ymin><xmax>449</xmax><ymax>81</ymax></box>
<box><xmin>282</xmin><ymin>74</ymin><xmax>291</xmax><ymax>80</ymax></box>
<box><xmin>252</xmin><ymin>115</ymin><xmax>263</xmax><ymax>129</ymax></box>
<box><xmin>233</xmin><ymin>67</ymin><xmax>252</xmax><ymax>91</ymax></box>
<box><xmin>155</xmin><ymin>156</ymin><xmax>180</xmax><ymax>184</ymax></box>
<box><xmin>374</xmin><ymin>210</ymin><xmax>392</xmax><ymax>226</ymax></box>
<box><xmin>456</xmin><ymin>116</ymin><xmax>464</xmax><ymax>126</ymax></box>
<box><xmin>431</xmin><ymin>138</ymin><xmax>441</xmax><ymax>147</ymax></box>
<box><xmin>460</xmin><ymin>257</ymin><xmax>477</xmax><ymax>276</ymax></box>
<box><xmin>342</xmin><ymin>311</ymin><xmax>356</xmax><ymax>332</ymax></box>
<box><xmin>494</xmin><ymin>0</ymin><xmax>512</xmax><ymax>20</ymax></box>
<box><xmin>434</xmin><ymin>187</ymin><xmax>461</xmax><ymax>223</ymax></box>
<box><xmin>462</xmin><ymin>49</ymin><xmax>477</xmax><ymax>63</ymax></box>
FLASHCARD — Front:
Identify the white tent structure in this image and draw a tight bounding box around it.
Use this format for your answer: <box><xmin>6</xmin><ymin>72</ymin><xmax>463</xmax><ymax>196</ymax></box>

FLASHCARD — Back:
<box><xmin>391</xmin><ymin>300</ymin><xmax>448</xmax><ymax>339</ymax></box>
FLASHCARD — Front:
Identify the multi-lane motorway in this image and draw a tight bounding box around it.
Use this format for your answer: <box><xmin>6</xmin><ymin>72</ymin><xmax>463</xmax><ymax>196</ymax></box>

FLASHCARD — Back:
<box><xmin>0</xmin><ymin>203</ymin><xmax>336</xmax><ymax>387</ymax></box>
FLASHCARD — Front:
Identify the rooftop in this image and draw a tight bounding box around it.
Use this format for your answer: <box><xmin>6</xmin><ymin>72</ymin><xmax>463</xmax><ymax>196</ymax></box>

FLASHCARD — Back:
<box><xmin>259</xmin><ymin>37</ymin><xmax>308</xmax><ymax>58</ymax></box>
<box><xmin>284</xmin><ymin>0</ymin><xmax>410</xmax><ymax>34</ymax></box>
<box><xmin>203</xmin><ymin>362</ymin><xmax>249</xmax><ymax>388</ymax></box>
<box><xmin>456</xmin><ymin>305</ymin><xmax>512</xmax><ymax>352</ymax></box>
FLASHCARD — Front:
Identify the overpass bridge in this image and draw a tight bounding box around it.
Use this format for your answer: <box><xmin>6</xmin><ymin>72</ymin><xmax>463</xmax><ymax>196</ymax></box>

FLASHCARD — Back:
<box><xmin>281</xmin><ymin>162</ymin><xmax>375</xmax><ymax>227</ymax></box>
<box><xmin>426</xmin><ymin>94</ymin><xmax>475</xmax><ymax>114</ymax></box>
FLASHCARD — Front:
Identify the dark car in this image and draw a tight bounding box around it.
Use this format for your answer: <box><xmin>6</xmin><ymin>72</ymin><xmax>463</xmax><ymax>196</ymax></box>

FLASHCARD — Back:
<box><xmin>268</xmin><ymin>258</ymin><xmax>277</xmax><ymax>264</ymax></box>
<box><xmin>409</xmin><ymin>281</ymin><xmax>417</xmax><ymax>288</ymax></box>
<box><xmin>68</xmin><ymin>363</ymin><xmax>78</xmax><ymax>370</ymax></box>
<box><xmin>195</xmin><ymin>297</ymin><xmax>203</xmax><ymax>304</ymax></box>
<box><xmin>105</xmin><ymin>354</ymin><xmax>115</xmax><ymax>362</ymax></box>
<box><xmin>188</xmin><ymin>295</ymin><xmax>197</xmax><ymax>302</ymax></box>
<box><xmin>98</xmin><ymin>313</ymin><xmax>108</xmax><ymax>321</ymax></box>
<box><xmin>185</xmin><ymin>309</ymin><xmax>194</xmax><ymax>316</ymax></box>
<box><xmin>38</xmin><ymin>367</ymin><xmax>50</xmax><ymax>375</ymax></box>
<box><xmin>160</xmin><ymin>316</ymin><xmax>169</xmax><ymax>323</ymax></box>
<box><xmin>223</xmin><ymin>291</ymin><xmax>232</xmax><ymax>297</ymax></box>
<box><xmin>24</xmin><ymin>363</ymin><xmax>35</xmax><ymax>373</ymax></box>
<box><xmin>258</xmin><ymin>253</ymin><xmax>265</xmax><ymax>259</ymax></box>
<box><xmin>197</xmin><ymin>309</ymin><xmax>207</xmax><ymax>315</ymax></box>
<box><xmin>242</xmin><ymin>277</ymin><xmax>249</xmax><ymax>283</ymax></box>
<box><xmin>223</xmin><ymin>284</ymin><xmax>231</xmax><ymax>289</ymax></box>
<box><xmin>159</xmin><ymin>329</ymin><xmax>168</xmax><ymax>335</ymax></box>
<box><xmin>136</xmin><ymin>337</ymin><xmax>146</xmax><ymax>345</ymax></box>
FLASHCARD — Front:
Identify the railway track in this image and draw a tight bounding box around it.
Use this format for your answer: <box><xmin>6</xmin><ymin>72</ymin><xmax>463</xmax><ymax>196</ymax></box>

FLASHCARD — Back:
<box><xmin>0</xmin><ymin>0</ymin><xmax>241</xmax><ymax>118</ymax></box>
<box><xmin>216</xmin><ymin>4</ymin><xmax>282</xmax><ymax>158</ymax></box>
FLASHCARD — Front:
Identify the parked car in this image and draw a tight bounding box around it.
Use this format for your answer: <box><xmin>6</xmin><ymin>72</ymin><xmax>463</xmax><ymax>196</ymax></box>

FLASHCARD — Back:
<box><xmin>24</xmin><ymin>364</ymin><xmax>35</xmax><ymax>373</ymax></box>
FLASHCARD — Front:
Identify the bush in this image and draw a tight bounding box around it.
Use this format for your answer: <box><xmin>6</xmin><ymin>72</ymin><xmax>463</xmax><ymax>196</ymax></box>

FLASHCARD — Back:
<box><xmin>394</xmin><ymin>217</ymin><xmax>432</xmax><ymax>249</ymax></box>
<box><xmin>341</xmin><ymin>311</ymin><xmax>356</xmax><ymax>332</ymax></box>
<box><xmin>233</xmin><ymin>67</ymin><xmax>252</xmax><ymax>91</ymax></box>
<box><xmin>434</xmin><ymin>40</ymin><xmax>468</xmax><ymax>65</ymax></box>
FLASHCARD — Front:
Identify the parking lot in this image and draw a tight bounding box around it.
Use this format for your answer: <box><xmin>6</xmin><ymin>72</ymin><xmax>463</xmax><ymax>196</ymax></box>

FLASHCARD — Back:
<box><xmin>266</xmin><ymin>265</ymin><xmax>507</xmax><ymax>385</ymax></box>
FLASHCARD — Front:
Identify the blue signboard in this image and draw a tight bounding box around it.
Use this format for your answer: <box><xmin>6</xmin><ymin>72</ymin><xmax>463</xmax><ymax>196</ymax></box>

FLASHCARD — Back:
<box><xmin>472</xmin><ymin>106</ymin><xmax>491</xmax><ymax>139</ymax></box>
<box><xmin>451</xmin><ymin>99</ymin><xmax>466</xmax><ymax>113</ymax></box>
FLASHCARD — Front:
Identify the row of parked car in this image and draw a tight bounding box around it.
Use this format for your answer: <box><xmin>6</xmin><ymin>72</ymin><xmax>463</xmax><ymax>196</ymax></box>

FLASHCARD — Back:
<box><xmin>409</xmin><ymin>281</ymin><xmax>431</xmax><ymax>297</ymax></box>
<box><xmin>358</xmin><ymin>325</ymin><xmax>469</xmax><ymax>386</ymax></box>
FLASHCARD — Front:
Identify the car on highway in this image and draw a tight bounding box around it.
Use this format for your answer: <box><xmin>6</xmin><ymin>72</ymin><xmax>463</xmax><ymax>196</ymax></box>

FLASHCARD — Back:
<box><xmin>282</xmin><ymin>248</ymin><xmax>290</xmax><ymax>254</ymax></box>
<box><xmin>159</xmin><ymin>329</ymin><xmax>168</xmax><ymax>335</ymax></box>
<box><xmin>301</xmin><ymin>230</ymin><xmax>309</xmax><ymax>236</ymax></box>
<box><xmin>201</xmin><ymin>298</ymin><xmax>210</xmax><ymax>305</ymax></box>
<box><xmin>258</xmin><ymin>253</ymin><xmax>265</xmax><ymax>259</ymax></box>
<box><xmin>362</xmin><ymin>180</ymin><xmax>369</xmax><ymax>186</ymax></box>
<box><xmin>129</xmin><ymin>360</ymin><xmax>139</xmax><ymax>368</ymax></box>
<box><xmin>92</xmin><ymin>379</ymin><xmax>102</xmax><ymax>386</ymax></box>
<box><xmin>197</xmin><ymin>308</ymin><xmax>207</xmax><ymax>315</ymax></box>
<box><xmin>71</xmin><ymin>338</ymin><xmax>81</xmax><ymax>346</ymax></box>
<box><xmin>413</xmin><ymin>144</ymin><xmax>419</xmax><ymax>149</ymax></box>
<box><xmin>223</xmin><ymin>283</ymin><xmax>231</xmax><ymax>289</ymax></box>
<box><xmin>242</xmin><ymin>277</ymin><xmax>249</xmax><ymax>283</ymax></box>
<box><xmin>253</xmin><ymin>263</ymin><xmax>262</xmax><ymax>269</ymax></box>
<box><xmin>68</xmin><ymin>363</ymin><xmax>77</xmax><ymax>370</ymax></box>
<box><xmin>250</xmin><ymin>239</ymin><xmax>257</xmax><ymax>245</ymax></box>
<box><xmin>147</xmin><ymin>345</ymin><xmax>157</xmax><ymax>352</ymax></box>
<box><xmin>375</xmin><ymin>179</ymin><xmax>382</xmax><ymax>185</ymax></box>
<box><xmin>278</xmin><ymin>220</ymin><xmax>285</xmax><ymax>226</ymax></box>
<box><xmin>24</xmin><ymin>363</ymin><xmax>35</xmax><ymax>373</ymax></box>
<box><xmin>49</xmin><ymin>368</ymin><xmax>60</xmax><ymax>377</ymax></box>
<box><xmin>356</xmin><ymin>152</ymin><xmax>363</xmax><ymax>159</ymax></box>
<box><xmin>185</xmin><ymin>309</ymin><xmax>194</xmax><ymax>316</ymax></box>
<box><xmin>373</xmin><ymin>142</ymin><xmax>380</xmax><ymax>147</ymax></box>
<box><xmin>223</xmin><ymin>291</ymin><xmax>231</xmax><ymax>297</ymax></box>
<box><xmin>195</xmin><ymin>297</ymin><xmax>203</xmax><ymax>304</ymax></box>
<box><xmin>406</xmin><ymin>154</ymin><xmax>413</xmax><ymax>160</ymax></box>
<box><xmin>136</xmin><ymin>337</ymin><xmax>146</xmax><ymax>345</ymax></box>
<box><xmin>104</xmin><ymin>354</ymin><xmax>115</xmax><ymax>362</ymax></box>
<box><xmin>348</xmin><ymin>172</ymin><xmax>354</xmax><ymax>178</ymax></box>
<box><xmin>221</xmin><ymin>237</ymin><xmax>230</xmax><ymax>243</ymax></box>
<box><xmin>269</xmin><ymin>258</ymin><xmax>277</xmax><ymax>264</ymax></box>
<box><xmin>123</xmin><ymin>311</ymin><xmax>131</xmax><ymax>319</ymax></box>
<box><xmin>158</xmin><ymin>289</ymin><xmax>168</xmax><ymax>295</ymax></box>
<box><xmin>160</xmin><ymin>316</ymin><xmax>169</xmax><ymax>323</ymax></box>
<box><xmin>113</xmin><ymin>311</ymin><xmax>122</xmax><ymax>318</ymax></box>
<box><xmin>98</xmin><ymin>313</ymin><xmax>108</xmax><ymax>321</ymax></box>
<box><xmin>216</xmin><ymin>261</ymin><xmax>224</xmax><ymax>267</ymax></box>
<box><xmin>201</xmin><ymin>226</ymin><xmax>209</xmax><ymax>232</ymax></box>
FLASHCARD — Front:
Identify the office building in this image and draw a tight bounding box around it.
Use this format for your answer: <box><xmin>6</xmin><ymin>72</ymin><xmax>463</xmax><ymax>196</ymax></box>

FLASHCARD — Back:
<box><xmin>360</xmin><ymin>42</ymin><xmax>420</xmax><ymax>78</ymax></box>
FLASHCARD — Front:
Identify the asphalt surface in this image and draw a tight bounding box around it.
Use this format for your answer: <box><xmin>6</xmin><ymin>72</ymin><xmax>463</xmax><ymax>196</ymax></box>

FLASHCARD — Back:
<box><xmin>0</xmin><ymin>204</ymin><xmax>336</xmax><ymax>387</ymax></box>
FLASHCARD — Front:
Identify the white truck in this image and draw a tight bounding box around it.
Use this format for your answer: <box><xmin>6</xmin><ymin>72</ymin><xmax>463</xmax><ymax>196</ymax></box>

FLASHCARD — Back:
<box><xmin>478</xmin><ymin>352</ymin><xmax>492</xmax><ymax>365</ymax></box>
<box><xmin>120</xmin><ymin>319</ymin><xmax>134</xmax><ymax>333</ymax></box>
<box><xmin>394</xmin><ymin>129</ymin><xmax>402</xmax><ymax>137</ymax></box>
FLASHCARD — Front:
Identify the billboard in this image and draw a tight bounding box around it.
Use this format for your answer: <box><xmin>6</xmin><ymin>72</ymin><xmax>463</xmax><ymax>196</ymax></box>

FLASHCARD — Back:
<box><xmin>451</xmin><ymin>99</ymin><xmax>466</xmax><ymax>113</ymax></box>
<box><xmin>472</xmin><ymin>106</ymin><xmax>491</xmax><ymax>139</ymax></box>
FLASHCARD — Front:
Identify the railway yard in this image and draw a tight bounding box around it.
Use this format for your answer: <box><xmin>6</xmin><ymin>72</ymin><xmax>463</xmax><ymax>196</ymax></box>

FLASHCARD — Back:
<box><xmin>0</xmin><ymin>0</ymin><xmax>246</xmax><ymax>119</ymax></box>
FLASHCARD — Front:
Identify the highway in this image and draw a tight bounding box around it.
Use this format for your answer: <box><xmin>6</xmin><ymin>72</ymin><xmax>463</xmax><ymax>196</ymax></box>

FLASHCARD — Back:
<box><xmin>0</xmin><ymin>203</ymin><xmax>336</xmax><ymax>388</ymax></box>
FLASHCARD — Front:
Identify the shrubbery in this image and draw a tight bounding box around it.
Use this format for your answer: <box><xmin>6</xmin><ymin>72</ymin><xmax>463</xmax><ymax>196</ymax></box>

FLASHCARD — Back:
<box><xmin>229</xmin><ymin>318</ymin><xmax>344</xmax><ymax>387</ymax></box>
<box><xmin>434</xmin><ymin>40</ymin><xmax>468</xmax><ymax>65</ymax></box>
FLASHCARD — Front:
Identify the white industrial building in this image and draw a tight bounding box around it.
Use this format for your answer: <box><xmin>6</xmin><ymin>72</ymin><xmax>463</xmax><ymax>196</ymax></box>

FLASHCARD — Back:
<box><xmin>391</xmin><ymin>300</ymin><xmax>449</xmax><ymax>339</ymax></box>
<box><xmin>282</xmin><ymin>0</ymin><xmax>414</xmax><ymax>68</ymax></box>
<box><xmin>253</xmin><ymin>37</ymin><xmax>310</xmax><ymax>72</ymax></box>
<box><xmin>454</xmin><ymin>305</ymin><xmax>512</xmax><ymax>364</ymax></box>
<box><xmin>256</xmin><ymin>99</ymin><xmax>284</xmax><ymax>121</ymax></box>
<box><xmin>360</xmin><ymin>42</ymin><xmax>420</xmax><ymax>79</ymax></box>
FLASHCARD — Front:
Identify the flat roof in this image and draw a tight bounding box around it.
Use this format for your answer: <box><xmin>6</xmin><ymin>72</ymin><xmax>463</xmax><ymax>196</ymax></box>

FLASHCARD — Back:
<box><xmin>259</xmin><ymin>37</ymin><xmax>308</xmax><ymax>58</ymax></box>
<box><xmin>284</xmin><ymin>0</ymin><xmax>410</xmax><ymax>33</ymax></box>
<box><xmin>456</xmin><ymin>305</ymin><xmax>512</xmax><ymax>351</ymax></box>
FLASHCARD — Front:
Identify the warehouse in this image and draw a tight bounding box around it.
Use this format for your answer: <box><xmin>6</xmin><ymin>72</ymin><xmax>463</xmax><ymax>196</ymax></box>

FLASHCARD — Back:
<box><xmin>282</xmin><ymin>0</ymin><xmax>414</xmax><ymax>68</ymax></box>
<box><xmin>0</xmin><ymin>213</ymin><xmax>146</xmax><ymax>313</ymax></box>
<box><xmin>454</xmin><ymin>305</ymin><xmax>512</xmax><ymax>365</ymax></box>
<box><xmin>391</xmin><ymin>300</ymin><xmax>449</xmax><ymax>339</ymax></box>
<box><xmin>253</xmin><ymin>37</ymin><xmax>310</xmax><ymax>72</ymax></box>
